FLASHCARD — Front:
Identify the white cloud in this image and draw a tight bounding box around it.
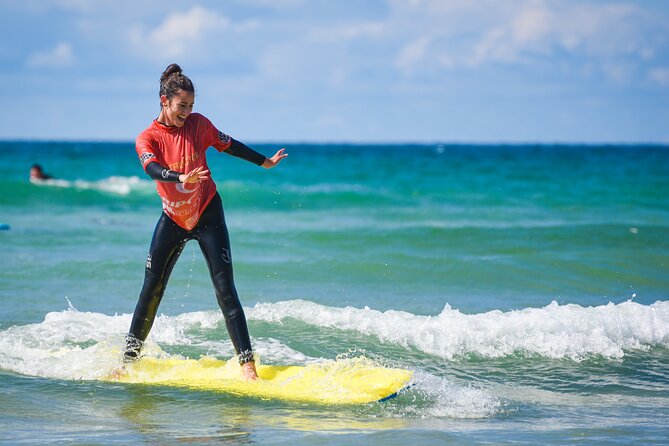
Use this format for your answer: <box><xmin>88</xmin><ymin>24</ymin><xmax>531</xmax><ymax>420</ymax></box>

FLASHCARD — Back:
<box><xmin>649</xmin><ymin>68</ymin><xmax>669</xmax><ymax>86</ymax></box>
<box><xmin>310</xmin><ymin>21</ymin><xmax>386</xmax><ymax>42</ymax></box>
<box><xmin>26</xmin><ymin>42</ymin><xmax>75</xmax><ymax>68</ymax></box>
<box><xmin>127</xmin><ymin>6</ymin><xmax>257</xmax><ymax>60</ymax></box>
<box><xmin>148</xmin><ymin>7</ymin><xmax>228</xmax><ymax>57</ymax></box>
<box><xmin>383</xmin><ymin>0</ymin><xmax>668</xmax><ymax>83</ymax></box>
<box><xmin>5</xmin><ymin>0</ymin><xmax>669</xmax><ymax>142</ymax></box>
<box><xmin>187</xmin><ymin>0</ymin><xmax>669</xmax><ymax>97</ymax></box>
<box><xmin>396</xmin><ymin>36</ymin><xmax>432</xmax><ymax>74</ymax></box>
<box><xmin>512</xmin><ymin>5</ymin><xmax>551</xmax><ymax>44</ymax></box>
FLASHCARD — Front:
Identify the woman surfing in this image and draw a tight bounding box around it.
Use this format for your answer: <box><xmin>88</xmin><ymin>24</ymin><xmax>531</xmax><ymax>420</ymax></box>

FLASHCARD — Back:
<box><xmin>117</xmin><ymin>64</ymin><xmax>287</xmax><ymax>381</ymax></box>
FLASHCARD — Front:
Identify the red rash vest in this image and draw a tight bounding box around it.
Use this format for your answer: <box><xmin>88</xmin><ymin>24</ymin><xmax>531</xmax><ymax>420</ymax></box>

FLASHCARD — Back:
<box><xmin>136</xmin><ymin>113</ymin><xmax>232</xmax><ymax>230</ymax></box>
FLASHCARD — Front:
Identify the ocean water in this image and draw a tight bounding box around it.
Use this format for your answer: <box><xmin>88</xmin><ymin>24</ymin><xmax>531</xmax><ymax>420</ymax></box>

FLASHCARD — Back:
<box><xmin>1</xmin><ymin>140</ymin><xmax>668</xmax><ymax>445</ymax></box>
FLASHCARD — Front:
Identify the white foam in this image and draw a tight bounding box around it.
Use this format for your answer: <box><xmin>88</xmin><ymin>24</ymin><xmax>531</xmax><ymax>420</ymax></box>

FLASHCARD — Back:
<box><xmin>282</xmin><ymin>182</ymin><xmax>384</xmax><ymax>195</ymax></box>
<box><xmin>407</xmin><ymin>370</ymin><xmax>501</xmax><ymax>419</ymax></box>
<box><xmin>32</xmin><ymin>175</ymin><xmax>152</xmax><ymax>195</ymax></box>
<box><xmin>0</xmin><ymin>309</ymin><xmax>128</xmax><ymax>379</ymax></box>
<box><xmin>2</xmin><ymin>299</ymin><xmax>666</xmax><ymax>419</ymax></box>
<box><xmin>248</xmin><ymin>299</ymin><xmax>669</xmax><ymax>361</ymax></box>
<box><xmin>0</xmin><ymin>307</ymin><xmax>316</xmax><ymax>381</ymax></box>
<box><xmin>3</xmin><ymin>299</ymin><xmax>667</xmax><ymax>383</ymax></box>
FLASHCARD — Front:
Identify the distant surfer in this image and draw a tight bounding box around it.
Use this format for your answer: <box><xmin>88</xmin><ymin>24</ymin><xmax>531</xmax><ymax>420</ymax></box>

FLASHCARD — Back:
<box><xmin>119</xmin><ymin>63</ymin><xmax>287</xmax><ymax>381</ymax></box>
<box><xmin>29</xmin><ymin>164</ymin><xmax>53</xmax><ymax>182</ymax></box>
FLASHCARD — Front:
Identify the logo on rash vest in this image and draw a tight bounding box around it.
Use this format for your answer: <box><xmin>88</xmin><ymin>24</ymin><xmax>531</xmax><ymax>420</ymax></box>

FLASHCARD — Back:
<box><xmin>176</xmin><ymin>182</ymin><xmax>197</xmax><ymax>194</ymax></box>
<box><xmin>184</xmin><ymin>214</ymin><xmax>199</xmax><ymax>229</ymax></box>
<box><xmin>218</xmin><ymin>131</ymin><xmax>231</xmax><ymax>144</ymax></box>
<box><xmin>160</xmin><ymin>193</ymin><xmax>200</xmax><ymax>217</ymax></box>
<box><xmin>140</xmin><ymin>152</ymin><xmax>156</xmax><ymax>165</ymax></box>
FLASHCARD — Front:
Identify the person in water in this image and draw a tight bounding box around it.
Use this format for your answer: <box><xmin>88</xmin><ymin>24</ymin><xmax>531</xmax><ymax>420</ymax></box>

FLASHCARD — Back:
<box><xmin>29</xmin><ymin>164</ymin><xmax>53</xmax><ymax>181</ymax></box>
<box><xmin>121</xmin><ymin>63</ymin><xmax>287</xmax><ymax>380</ymax></box>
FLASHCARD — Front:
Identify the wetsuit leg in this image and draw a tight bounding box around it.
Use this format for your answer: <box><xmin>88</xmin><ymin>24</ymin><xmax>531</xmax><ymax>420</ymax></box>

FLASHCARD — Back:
<box><xmin>125</xmin><ymin>213</ymin><xmax>187</xmax><ymax>360</ymax></box>
<box><xmin>194</xmin><ymin>194</ymin><xmax>254</xmax><ymax>363</ymax></box>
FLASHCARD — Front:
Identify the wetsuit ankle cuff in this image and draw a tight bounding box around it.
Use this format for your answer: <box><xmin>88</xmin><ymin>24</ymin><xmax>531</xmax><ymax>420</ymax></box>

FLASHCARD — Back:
<box><xmin>238</xmin><ymin>350</ymin><xmax>254</xmax><ymax>365</ymax></box>
<box><xmin>124</xmin><ymin>335</ymin><xmax>143</xmax><ymax>363</ymax></box>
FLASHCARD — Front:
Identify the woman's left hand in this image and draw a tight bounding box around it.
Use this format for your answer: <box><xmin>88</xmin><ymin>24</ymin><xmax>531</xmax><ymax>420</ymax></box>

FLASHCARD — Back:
<box><xmin>179</xmin><ymin>166</ymin><xmax>210</xmax><ymax>184</ymax></box>
<box><xmin>262</xmin><ymin>148</ymin><xmax>288</xmax><ymax>169</ymax></box>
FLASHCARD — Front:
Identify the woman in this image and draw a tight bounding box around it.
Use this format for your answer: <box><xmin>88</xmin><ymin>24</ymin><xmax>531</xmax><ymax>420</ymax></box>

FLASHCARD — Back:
<box><xmin>122</xmin><ymin>63</ymin><xmax>287</xmax><ymax>380</ymax></box>
<box><xmin>29</xmin><ymin>164</ymin><xmax>53</xmax><ymax>182</ymax></box>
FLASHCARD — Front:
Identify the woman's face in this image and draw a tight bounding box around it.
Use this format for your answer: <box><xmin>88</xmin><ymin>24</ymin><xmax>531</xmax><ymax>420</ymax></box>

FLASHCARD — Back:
<box><xmin>160</xmin><ymin>89</ymin><xmax>195</xmax><ymax>127</ymax></box>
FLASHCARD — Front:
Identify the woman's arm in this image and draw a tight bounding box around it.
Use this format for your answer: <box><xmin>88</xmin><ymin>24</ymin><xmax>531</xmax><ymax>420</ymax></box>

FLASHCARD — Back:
<box><xmin>145</xmin><ymin>161</ymin><xmax>181</xmax><ymax>182</ymax></box>
<box><xmin>225</xmin><ymin>139</ymin><xmax>289</xmax><ymax>168</ymax></box>
<box><xmin>224</xmin><ymin>139</ymin><xmax>267</xmax><ymax>166</ymax></box>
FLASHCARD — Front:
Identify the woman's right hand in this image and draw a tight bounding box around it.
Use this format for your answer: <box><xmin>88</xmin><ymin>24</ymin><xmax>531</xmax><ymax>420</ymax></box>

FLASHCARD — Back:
<box><xmin>179</xmin><ymin>166</ymin><xmax>210</xmax><ymax>184</ymax></box>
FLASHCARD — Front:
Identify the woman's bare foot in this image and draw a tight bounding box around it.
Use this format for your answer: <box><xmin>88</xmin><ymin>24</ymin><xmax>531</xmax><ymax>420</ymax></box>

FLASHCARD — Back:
<box><xmin>241</xmin><ymin>361</ymin><xmax>258</xmax><ymax>381</ymax></box>
<box><xmin>108</xmin><ymin>365</ymin><xmax>127</xmax><ymax>380</ymax></box>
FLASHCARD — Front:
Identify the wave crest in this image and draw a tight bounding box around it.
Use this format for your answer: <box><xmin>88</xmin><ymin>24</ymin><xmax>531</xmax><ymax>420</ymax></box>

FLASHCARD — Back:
<box><xmin>31</xmin><ymin>175</ymin><xmax>152</xmax><ymax>195</ymax></box>
<box><xmin>248</xmin><ymin>299</ymin><xmax>669</xmax><ymax>361</ymax></box>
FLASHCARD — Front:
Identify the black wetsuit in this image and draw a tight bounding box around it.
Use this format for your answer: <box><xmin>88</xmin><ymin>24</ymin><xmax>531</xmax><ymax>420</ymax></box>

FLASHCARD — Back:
<box><xmin>125</xmin><ymin>139</ymin><xmax>264</xmax><ymax>365</ymax></box>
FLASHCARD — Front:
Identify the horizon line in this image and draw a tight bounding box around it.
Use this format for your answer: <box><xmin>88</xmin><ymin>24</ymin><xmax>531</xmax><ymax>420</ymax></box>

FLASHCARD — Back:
<box><xmin>1</xmin><ymin>137</ymin><xmax>668</xmax><ymax>147</ymax></box>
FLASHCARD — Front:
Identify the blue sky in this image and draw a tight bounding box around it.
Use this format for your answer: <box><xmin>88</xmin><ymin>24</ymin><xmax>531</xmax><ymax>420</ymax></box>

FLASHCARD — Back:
<box><xmin>1</xmin><ymin>0</ymin><xmax>668</xmax><ymax>143</ymax></box>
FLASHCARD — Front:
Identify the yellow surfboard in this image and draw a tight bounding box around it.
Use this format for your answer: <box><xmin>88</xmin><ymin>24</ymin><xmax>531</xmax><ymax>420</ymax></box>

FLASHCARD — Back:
<box><xmin>108</xmin><ymin>356</ymin><xmax>413</xmax><ymax>405</ymax></box>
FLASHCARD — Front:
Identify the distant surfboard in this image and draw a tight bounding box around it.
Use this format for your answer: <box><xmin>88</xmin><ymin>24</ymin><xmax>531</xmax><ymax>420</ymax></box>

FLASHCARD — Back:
<box><xmin>107</xmin><ymin>356</ymin><xmax>413</xmax><ymax>405</ymax></box>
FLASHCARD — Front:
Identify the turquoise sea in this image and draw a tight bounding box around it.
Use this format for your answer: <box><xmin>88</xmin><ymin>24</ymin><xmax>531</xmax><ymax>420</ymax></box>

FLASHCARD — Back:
<box><xmin>1</xmin><ymin>140</ymin><xmax>668</xmax><ymax>445</ymax></box>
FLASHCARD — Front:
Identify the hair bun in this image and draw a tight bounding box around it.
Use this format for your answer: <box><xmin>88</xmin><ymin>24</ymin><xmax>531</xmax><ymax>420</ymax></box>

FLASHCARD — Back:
<box><xmin>158</xmin><ymin>63</ymin><xmax>194</xmax><ymax>99</ymax></box>
<box><xmin>161</xmin><ymin>63</ymin><xmax>183</xmax><ymax>82</ymax></box>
